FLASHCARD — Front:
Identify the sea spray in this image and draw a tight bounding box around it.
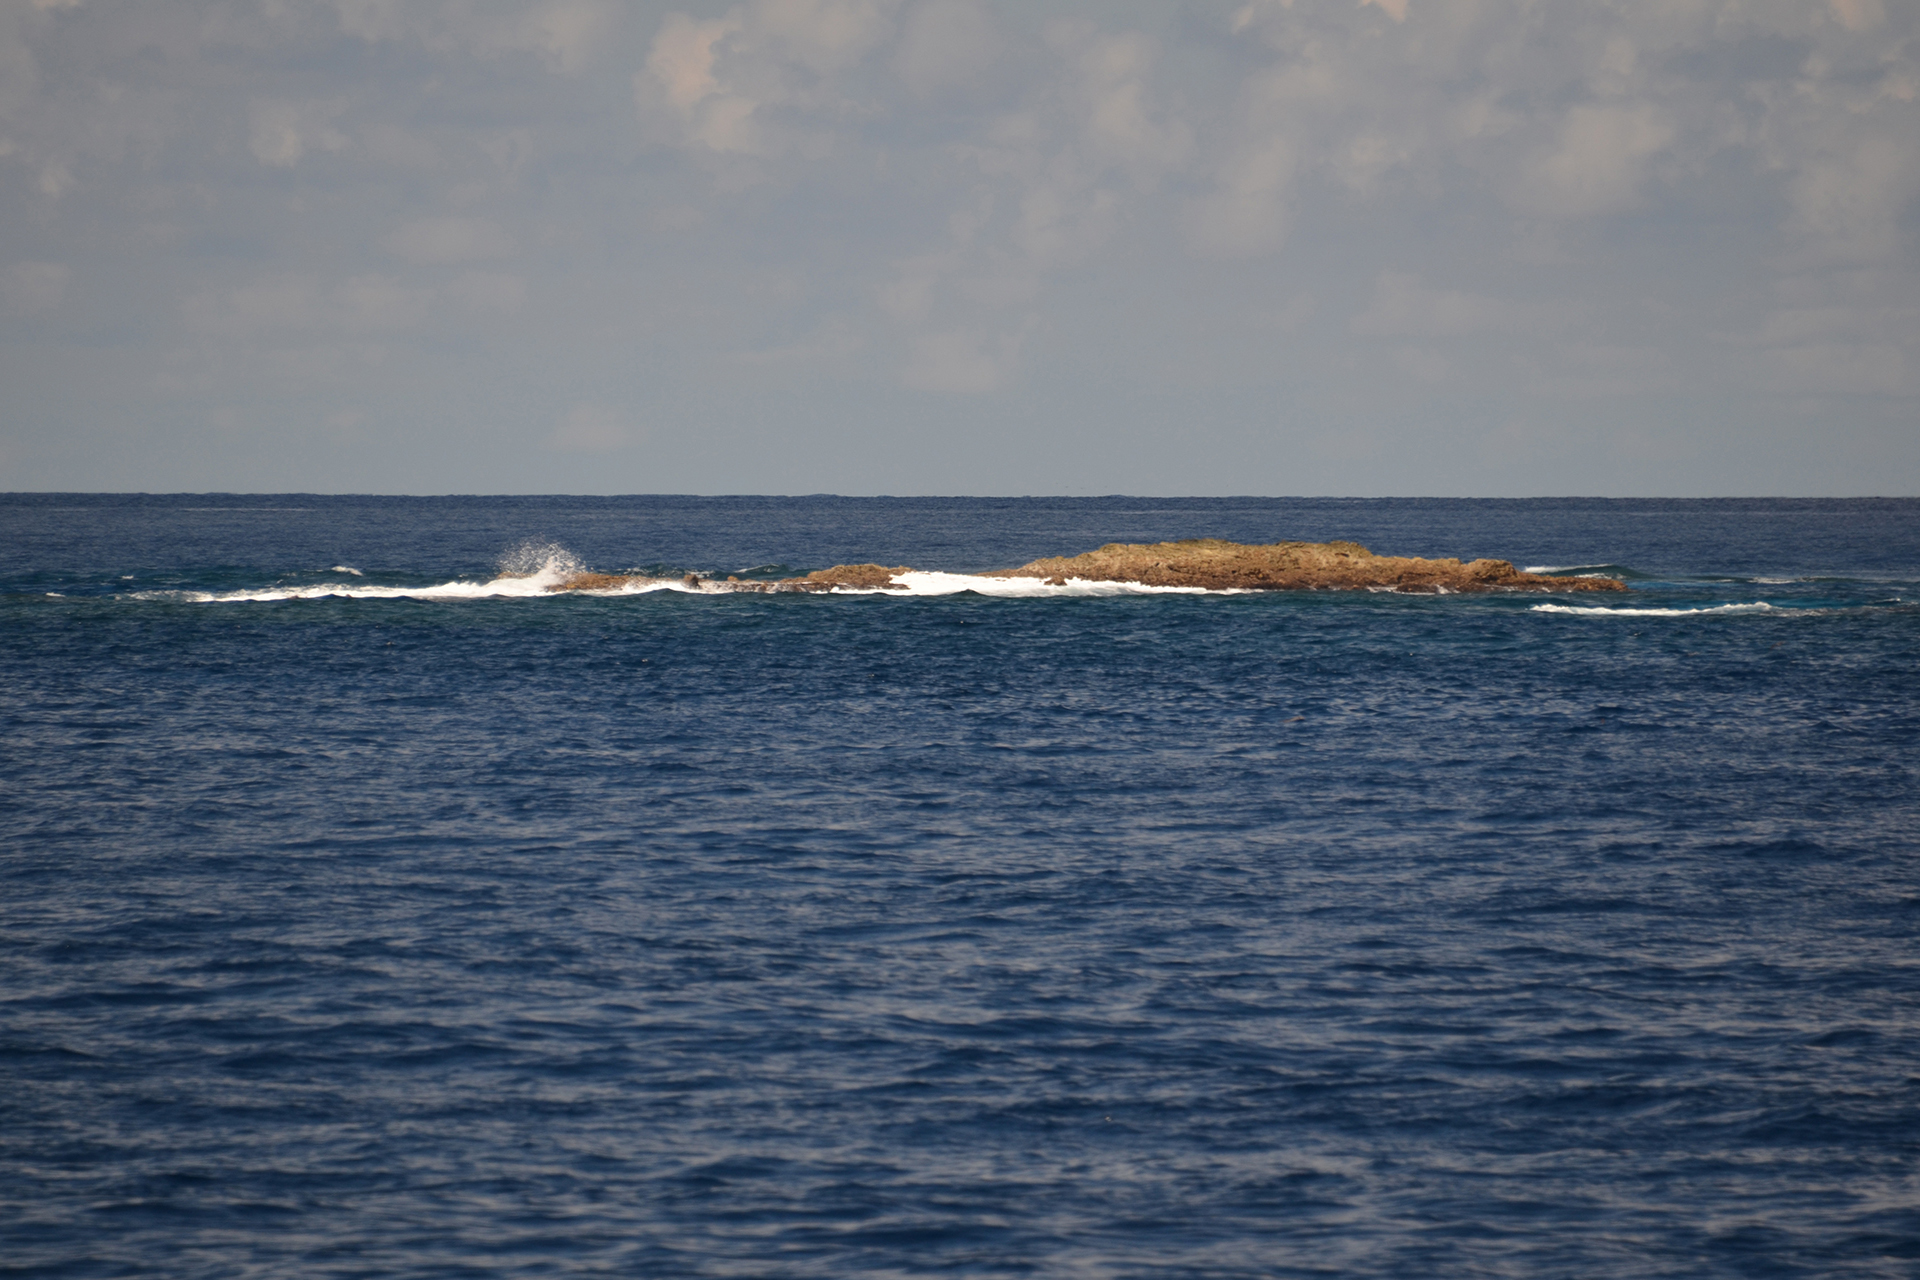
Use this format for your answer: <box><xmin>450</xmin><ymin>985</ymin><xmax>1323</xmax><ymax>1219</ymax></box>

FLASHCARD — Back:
<box><xmin>496</xmin><ymin>539</ymin><xmax>587</xmax><ymax>584</ymax></box>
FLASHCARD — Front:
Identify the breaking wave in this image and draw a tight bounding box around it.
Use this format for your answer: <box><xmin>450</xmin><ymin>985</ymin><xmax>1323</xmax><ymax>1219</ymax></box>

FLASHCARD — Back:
<box><xmin>158</xmin><ymin>569</ymin><xmax>1243</xmax><ymax>604</ymax></box>
<box><xmin>1531</xmin><ymin>602</ymin><xmax>1781</xmax><ymax>617</ymax></box>
<box><xmin>1523</xmin><ymin>563</ymin><xmax>1643</xmax><ymax>579</ymax></box>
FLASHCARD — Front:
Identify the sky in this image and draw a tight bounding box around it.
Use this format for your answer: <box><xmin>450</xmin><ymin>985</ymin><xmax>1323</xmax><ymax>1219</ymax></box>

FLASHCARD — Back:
<box><xmin>0</xmin><ymin>0</ymin><xmax>1916</xmax><ymax>496</ymax></box>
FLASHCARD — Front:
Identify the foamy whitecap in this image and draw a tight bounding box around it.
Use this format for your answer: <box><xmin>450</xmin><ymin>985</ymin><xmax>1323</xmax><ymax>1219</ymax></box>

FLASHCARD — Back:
<box><xmin>1531</xmin><ymin>602</ymin><xmax>1778</xmax><ymax>617</ymax></box>
<box><xmin>195</xmin><ymin>575</ymin><xmax>567</xmax><ymax>603</ymax></box>
<box><xmin>853</xmin><ymin>572</ymin><xmax>1231</xmax><ymax>597</ymax></box>
<box><xmin>497</xmin><ymin>540</ymin><xmax>586</xmax><ymax>581</ymax></box>
<box><xmin>564</xmin><ymin>571</ymin><xmax>1239</xmax><ymax>597</ymax></box>
<box><xmin>183</xmin><ymin>542</ymin><xmax>593</xmax><ymax>603</ymax></box>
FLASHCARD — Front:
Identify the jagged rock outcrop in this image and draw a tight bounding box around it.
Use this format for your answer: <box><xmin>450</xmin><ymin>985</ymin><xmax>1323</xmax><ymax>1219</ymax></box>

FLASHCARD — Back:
<box><xmin>549</xmin><ymin>539</ymin><xmax>1624</xmax><ymax>594</ymax></box>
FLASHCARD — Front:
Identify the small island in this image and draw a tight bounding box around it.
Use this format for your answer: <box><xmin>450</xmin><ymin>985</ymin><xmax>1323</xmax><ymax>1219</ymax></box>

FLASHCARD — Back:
<box><xmin>550</xmin><ymin>539</ymin><xmax>1626</xmax><ymax>594</ymax></box>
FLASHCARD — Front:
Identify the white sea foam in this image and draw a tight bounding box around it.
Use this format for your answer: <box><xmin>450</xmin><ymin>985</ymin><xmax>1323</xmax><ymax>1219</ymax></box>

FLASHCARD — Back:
<box><xmin>182</xmin><ymin>544</ymin><xmax>588</xmax><ymax>603</ymax></box>
<box><xmin>190</xmin><ymin>574</ymin><xmax>567</xmax><ymax>603</ymax></box>
<box><xmin>1531</xmin><ymin>602</ymin><xmax>1779</xmax><ymax>618</ymax></box>
<box><xmin>853</xmin><ymin>572</ymin><xmax>1229</xmax><ymax>597</ymax></box>
<box><xmin>572</xmin><ymin>571</ymin><xmax>1239</xmax><ymax>597</ymax></box>
<box><xmin>497</xmin><ymin>540</ymin><xmax>585</xmax><ymax>580</ymax></box>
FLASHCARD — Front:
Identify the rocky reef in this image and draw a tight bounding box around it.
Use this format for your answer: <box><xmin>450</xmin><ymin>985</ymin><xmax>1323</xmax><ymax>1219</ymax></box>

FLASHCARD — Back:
<box><xmin>550</xmin><ymin>539</ymin><xmax>1624</xmax><ymax>594</ymax></box>
<box><xmin>994</xmin><ymin>539</ymin><xmax>1625</xmax><ymax>592</ymax></box>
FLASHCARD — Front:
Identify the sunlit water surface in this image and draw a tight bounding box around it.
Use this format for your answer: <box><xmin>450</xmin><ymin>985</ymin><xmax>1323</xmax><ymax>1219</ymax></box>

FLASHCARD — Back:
<box><xmin>3</xmin><ymin>496</ymin><xmax>1917</xmax><ymax>1278</ymax></box>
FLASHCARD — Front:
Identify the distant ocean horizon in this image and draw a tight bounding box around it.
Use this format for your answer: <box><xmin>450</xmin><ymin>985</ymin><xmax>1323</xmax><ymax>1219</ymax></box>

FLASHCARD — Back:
<box><xmin>4</xmin><ymin>494</ymin><xmax>1916</xmax><ymax>1277</ymax></box>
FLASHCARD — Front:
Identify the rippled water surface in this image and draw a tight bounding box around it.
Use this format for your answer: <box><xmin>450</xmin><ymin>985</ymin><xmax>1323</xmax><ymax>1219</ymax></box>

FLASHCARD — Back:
<box><xmin>3</xmin><ymin>496</ymin><xmax>1917</xmax><ymax>1278</ymax></box>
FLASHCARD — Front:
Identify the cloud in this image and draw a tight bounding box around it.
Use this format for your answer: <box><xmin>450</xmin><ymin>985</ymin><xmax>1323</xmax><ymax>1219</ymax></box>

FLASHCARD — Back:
<box><xmin>181</xmin><ymin>274</ymin><xmax>428</xmax><ymax>337</ymax></box>
<box><xmin>334</xmin><ymin>274</ymin><xmax>428</xmax><ymax>330</ymax></box>
<box><xmin>640</xmin><ymin>12</ymin><xmax>755</xmax><ymax>152</ymax></box>
<box><xmin>1516</xmin><ymin>103</ymin><xmax>1673</xmax><ymax>218</ymax></box>
<box><xmin>381</xmin><ymin>218</ymin><xmax>515</xmax><ymax>265</ymax></box>
<box><xmin>1731</xmin><ymin>302</ymin><xmax>1917</xmax><ymax>396</ymax></box>
<box><xmin>248</xmin><ymin>99</ymin><xmax>348</xmax><ymax>167</ymax></box>
<box><xmin>1053</xmin><ymin>25</ymin><xmax>1189</xmax><ymax>186</ymax></box>
<box><xmin>448</xmin><ymin>271</ymin><xmax>526</xmax><ymax>315</ymax></box>
<box><xmin>334</xmin><ymin>1</ymin><xmax>620</xmax><ymax>74</ymax></box>
<box><xmin>551</xmin><ymin>402</ymin><xmax>630</xmax><ymax>452</ymax></box>
<box><xmin>4</xmin><ymin>0</ymin><xmax>1920</xmax><ymax>493</ymax></box>
<box><xmin>1787</xmin><ymin>133</ymin><xmax>1920</xmax><ymax>262</ymax></box>
<box><xmin>35</xmin><ymin>161</ymin><xmax>71</xmax><ymax>199</ymax></box>
<box><xmin>1182</xmin><ymin>33</ymin><xmax>1344</xmax><ymax>258</ymax></box>
<box><xmin>636</xmin><ymin>0</ymin><xmax>898</xmax><ymax>156</ymax></box>
<box><xmin>1352</xmin><ymin>272</ymin><xmax>1563</xmax><ymax>338</ymax></box>
<box><xmin>1829</xmin><ymin>0</ymin><xmax>1885</xmax><ymax>32</ymax></box>
<box><xmin>1187</xmin><ymin>135</ymin><xmax>1296</xmax><ymax>258</ymax></box>
<box><xmin>893</xmin><ymin>0</ymin><xmax>1000</xmax><ymax>98</ymax></box>
<box><xmin>524</xmin><ymin>1</ymin><xmax>620</xmax><ymax>74</ymax></box>
<box><xmin>902</xmin><ymin>328</ymin><xmax>1018</xmax><ymax>393</ymax></box>
<box><xmin>3</xmin><ymin>260</ymin><xmax>67</xmax><ymax>311</ymax></box>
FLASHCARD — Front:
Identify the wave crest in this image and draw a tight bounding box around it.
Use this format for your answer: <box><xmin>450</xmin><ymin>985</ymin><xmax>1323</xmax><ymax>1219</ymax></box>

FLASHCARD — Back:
<box><xmin>1531</xmin><ymin>602</ymin><xmax>1778</xmax><ymax>617</ymax></box>
<box><xmin>497</xmin><ymin>540</ymin><xmax>586</xmax><ymax>582</ymax></box>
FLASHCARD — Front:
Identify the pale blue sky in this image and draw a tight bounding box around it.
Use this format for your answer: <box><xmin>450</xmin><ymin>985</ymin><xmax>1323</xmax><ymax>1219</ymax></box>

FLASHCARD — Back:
<box><xmin>1</xmin><ymin>0</ymin><xmax>1916</xmax><ymax>494</ymax></box>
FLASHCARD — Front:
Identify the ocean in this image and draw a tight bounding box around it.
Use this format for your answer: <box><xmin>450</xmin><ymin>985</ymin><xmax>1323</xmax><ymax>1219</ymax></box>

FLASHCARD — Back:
<box><xmin>3</xmin><ymin>495</ymin><xmax>1916</xmax><ymax>1278</ymax></box>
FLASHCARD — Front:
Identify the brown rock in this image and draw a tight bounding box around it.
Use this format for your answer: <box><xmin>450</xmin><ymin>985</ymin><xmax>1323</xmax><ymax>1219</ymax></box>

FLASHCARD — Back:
<box><xmin>992</xmin><ymin>539</ymin><xmax>1624</xmax><ymax>593</ymax></box>
<box><xmin>550</xmin><ymin>572</ymin><xmax>633</xmax><ymax>591</ymax></box>
<box><xmin>548</xmin><ymin>539</ymin><xmax>1624</xmax><ymax>595</ymax></box>
<box><xmin>795</xmin><ymin>563</ymin><xmax>912</xmax><ymax>590</ymax></box>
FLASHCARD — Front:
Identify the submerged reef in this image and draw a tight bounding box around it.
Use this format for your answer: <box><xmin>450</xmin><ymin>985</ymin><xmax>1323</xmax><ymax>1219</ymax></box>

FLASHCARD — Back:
<box><xmin>550</xmin><ymin>539</ymin><xmax>1626</xmax><ymax>594</ymax></box>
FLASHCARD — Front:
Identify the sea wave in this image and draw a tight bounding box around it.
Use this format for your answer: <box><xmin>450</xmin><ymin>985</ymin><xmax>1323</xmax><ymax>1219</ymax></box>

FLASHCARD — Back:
<box><xmin>848</xmin><ymin>572</ymin><xmax>1227</xmax><ymax>597</ymax></box>
<box><xmin>1531</xmin><ymin>602</ymin><xmax>1780</xmax><ymax>617</ymax></box>
<box><xmin>561</xmin><ymin>571</ymin><xmax>1236</xmax><ymax>597</ymax></box>
<box><xmin>161</xmin><ymin>576</ymin><xmax>565</xmax><ymax>603</ymax></box>
<box><xmin>164</xmin><ymin>543</ymin><xmax>589</xmax><ymax>603</ymax></box>
<box><xmin>162</xmin><ymin>570</ymin><xmax>1244</xmax><ymax>603</ymax></box>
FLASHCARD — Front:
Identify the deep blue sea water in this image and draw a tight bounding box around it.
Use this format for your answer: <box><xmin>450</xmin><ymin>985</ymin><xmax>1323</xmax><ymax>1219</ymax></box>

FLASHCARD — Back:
<box><xmin>2</xmin><ymin>495</ymin><xmax>1917</xmax><ymax>1279</ymax></box>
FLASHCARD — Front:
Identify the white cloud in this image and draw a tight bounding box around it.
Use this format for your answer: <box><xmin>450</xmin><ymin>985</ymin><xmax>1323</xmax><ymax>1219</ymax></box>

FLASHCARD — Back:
<box><xmin>35</xmin><ymin>161</ymin><xmax>71</xmax><ymax>199</ymax></box>
<box><xmin>551</xmin><ymin>402</ymin><xmax>630</xmax><ymax>452</ymax></box>
<box><xmin>1786</xmin><ymin>133</ymin><xmax>1920</xmax><ymax>262</ymax></box>
<box><xmin>1052</xmin><ymin>25</ymin><xmax>1189</xmax><ymax>187</ymax></box>
<box><xmin>640</xmin><ymin>12</ymin><xmax>756</xmax><ymax>152</ymax></box>
<box><xmin>1183</xmin><ymin>36</ymin><xmax>1344</xmax><ymax>258</ymax></box>
<box><xmin>524</xmin><ymin>1</ymin><xmax>619</xmax><ymax>74</ymax></box>
<box><xmin>3</xmin><ymin>260</ymin><xmax>67</xmax><ymax>311</ymax></box>
<box><xmin>1729</xmin><ymin>301</ymin><xmax>1918</xmax><ymax>395</ymax></box>
<box><xmin>1516</xmin><ymin>103</ymin><xmax>1673</xmax><ymax>218</ymax></box>
<box><xmin>382</xmin><ymin>218</ymin><xmax>514</xmax><ymax>265</ymax></box>
<box><xmin>248</xmin><ymin>99</ymin><xmax>348</xmax><ymax>168</ymax></box>
<box><xmin>448</xmin><ymin>271</ymin><xmax>526</xmax><ymax>315</ymax></box>
<box><xmin>894</xmin><ymin>0</ymin><xmax>1000</xmax><ymax>98</ymax></box>
<box><xmin>335</xmin><ymin>274</ymin><xmax>428</xmax><ymax>330</ymax></box>
<box><xmin>1829</xmin><ymin>0</ymin><xmax>1885</xmax><ymax>33</ymax></box>
<box><xmin>1352</xmin><ymin>272</ymin><xmax>1563</xmax><ymax>338</ymax></box>
<box><xmin>181</xmin><ymin>273</ymin><xmax>428</xmax><ymax>337</ymax></box>
<box><xmin>334</xmin><ymin>1</ymin><xmax>619</xmax><ymax>75</ymax></box>
<box><xmin>5</xmin><ymin>0</ymin><xmax>1920</xmax><ymax>492</ymax></box>
<box><xmin>902</xmin><ymin>328</ymin><xmax>1018</xmax><ymax>393</ymax></box>
<box><xmin>183</xmin><ymin>276</ymin><xmax>318</xmax><ymax>335</ymax></box>
<box><xmin>636</xmin><ymin>0</ymin><xmax>898</xmax><ymax>156</ymax></box>
<box><xmin>1187</xmin><ymin>134</ymin><xmax>1296</xmax><ymax>258</ymax></box>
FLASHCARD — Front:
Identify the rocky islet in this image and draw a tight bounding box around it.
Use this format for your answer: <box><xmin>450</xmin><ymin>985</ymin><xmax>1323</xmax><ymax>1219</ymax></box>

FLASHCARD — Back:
<box><xmin>549</xmin><ymin>538</ymin><xmax>1627</xmax><ymax>594</ymax></box>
